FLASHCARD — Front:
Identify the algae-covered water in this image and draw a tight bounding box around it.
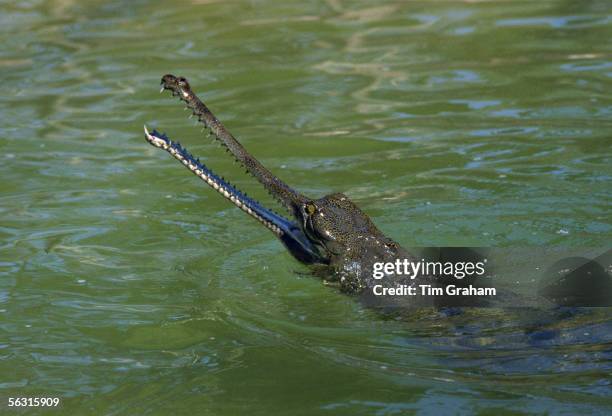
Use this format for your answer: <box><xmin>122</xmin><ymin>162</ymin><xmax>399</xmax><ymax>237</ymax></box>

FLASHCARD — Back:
<box><xmin>1</xmin><ymin>0</ymin><xmax>611</xmax><ymax>414</ymax></box>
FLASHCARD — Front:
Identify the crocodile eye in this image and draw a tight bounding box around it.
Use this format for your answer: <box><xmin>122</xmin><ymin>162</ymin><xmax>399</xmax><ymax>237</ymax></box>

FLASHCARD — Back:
<box><xmin>305</xmin><ymin>203</ymin><xmax>316</xmax><ymax>216</ymax></box>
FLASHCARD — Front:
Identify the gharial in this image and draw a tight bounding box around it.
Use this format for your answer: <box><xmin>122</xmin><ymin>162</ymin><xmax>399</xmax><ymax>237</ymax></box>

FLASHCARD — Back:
<box><xmin>144</xmin><ymin>75</ymin><xmax>489</xmax><ymax>309</ymax></box>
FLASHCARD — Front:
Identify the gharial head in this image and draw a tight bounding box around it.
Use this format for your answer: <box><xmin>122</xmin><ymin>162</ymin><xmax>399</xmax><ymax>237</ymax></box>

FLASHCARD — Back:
<box><xmin>296</xmin><ymin>193</ymin><xmax>392</xmax><ymax>258</ymax></box>
<box><xmin>147</xmin><ymin>74</ymin><xmax>392</xmax><ymax>267</ymax></box>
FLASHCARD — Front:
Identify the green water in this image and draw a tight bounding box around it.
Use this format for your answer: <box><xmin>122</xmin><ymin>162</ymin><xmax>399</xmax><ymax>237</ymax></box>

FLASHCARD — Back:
<box><xmin>1</xmin><ymin>0</ymin><xmax>611</xmax><ymax>414</ymax></box>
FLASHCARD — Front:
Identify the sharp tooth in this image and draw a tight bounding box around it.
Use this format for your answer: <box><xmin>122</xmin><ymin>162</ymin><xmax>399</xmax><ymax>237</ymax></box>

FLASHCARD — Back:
<box><xmin>160</xmin><ymin>86</ymin><xmax>165</xmax><ymax>93</ymax></box>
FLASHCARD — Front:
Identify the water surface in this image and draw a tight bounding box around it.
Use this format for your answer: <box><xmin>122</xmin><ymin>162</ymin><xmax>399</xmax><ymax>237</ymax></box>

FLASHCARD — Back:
<box><xmin>1</xmin><ymin>0</ymin><xmax>611</xmax><ymax>414</ymax></box>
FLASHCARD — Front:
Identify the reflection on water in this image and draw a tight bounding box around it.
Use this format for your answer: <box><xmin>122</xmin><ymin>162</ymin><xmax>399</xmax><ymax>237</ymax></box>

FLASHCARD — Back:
<box><xmin>1</xmin><ymin>0</ymin><xmax>611</xmax><ymax>414</ymax></box>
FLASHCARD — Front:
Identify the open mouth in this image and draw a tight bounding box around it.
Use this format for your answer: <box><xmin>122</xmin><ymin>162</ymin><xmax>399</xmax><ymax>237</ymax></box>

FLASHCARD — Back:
<box><xmin>144</xmin><ymin>77</ymin><xmax>327</xmax><ymax>264</ymax></box>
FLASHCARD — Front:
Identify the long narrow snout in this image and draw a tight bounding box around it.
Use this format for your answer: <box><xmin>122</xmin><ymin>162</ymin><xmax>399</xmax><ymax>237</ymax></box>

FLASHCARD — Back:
<box><xmin>159</xmin><ymin>74</ymin><xmax>309</xmax><ymax>217</ymax></box>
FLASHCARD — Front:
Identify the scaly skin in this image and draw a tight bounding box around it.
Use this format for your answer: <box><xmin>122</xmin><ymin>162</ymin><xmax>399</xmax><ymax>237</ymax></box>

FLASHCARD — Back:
<box><xmin>147</xmin><ymin>74</ymin><xmax>423</xmax><ymax>302</ymax></box>
<box><xmin>145</xmin><ymin>79</ymin><xmax>611</xmax><ymax>314</ymax></box>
